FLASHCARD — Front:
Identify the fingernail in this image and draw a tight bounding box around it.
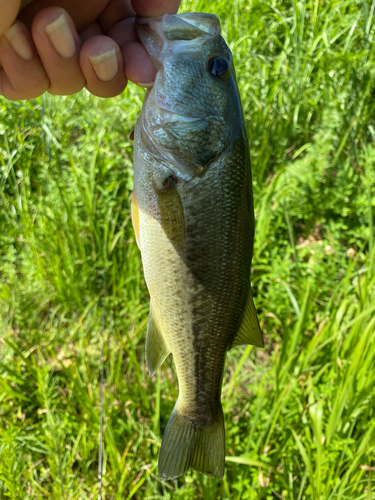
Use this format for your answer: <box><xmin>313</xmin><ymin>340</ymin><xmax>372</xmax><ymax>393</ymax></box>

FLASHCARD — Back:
<box><xmin>136</xmin><ymin>82</ymin><xmax>154</xmax><ymax>88</ymax></box>
<box><xmin>45</xmin><ymin>13</ymin><xmax>76</xmax><ymax>59</ymax></box>
<box><xmin>89</xmin><ymin>49</ymin><xmax>118</xmax><ymax>82</ymax></box>
<box><xmin>4</xmin><ymin>23</ymin><xmax>33</xmax><ymax>61</ymax></box>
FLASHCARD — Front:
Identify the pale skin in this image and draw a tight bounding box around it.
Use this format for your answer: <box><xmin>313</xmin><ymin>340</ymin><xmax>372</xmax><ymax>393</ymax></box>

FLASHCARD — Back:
<box><xmin>0</xmin><ymin>0</ymin><xmax>181</xmax><ymax>99</ymax></box>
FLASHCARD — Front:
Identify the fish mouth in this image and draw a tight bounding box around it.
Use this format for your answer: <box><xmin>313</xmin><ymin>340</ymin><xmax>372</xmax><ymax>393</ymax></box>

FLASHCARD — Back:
<box><xmin>135</xmin><ymin>13</ymin><xmax>220</xmax><ymax>67</ymax></box>
<box><xmin>136</xmin><ymin>13</ymin><xmax>220</xmax><ymax>126</ymax></box>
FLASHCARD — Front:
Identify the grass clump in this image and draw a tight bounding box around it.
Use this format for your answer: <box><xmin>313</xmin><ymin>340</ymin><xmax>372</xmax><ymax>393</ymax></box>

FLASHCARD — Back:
<box><xmin>1</xmin><ymin>0</ymin><xmax>375</xmax><ymax>498</ymax></box>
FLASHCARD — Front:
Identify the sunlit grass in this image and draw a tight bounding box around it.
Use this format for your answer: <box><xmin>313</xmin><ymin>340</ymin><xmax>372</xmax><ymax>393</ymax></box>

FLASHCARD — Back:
<box><xmin>1</xmin><ymin>0</ymin><xmax>375</xmax><ymax>498</ymax></box>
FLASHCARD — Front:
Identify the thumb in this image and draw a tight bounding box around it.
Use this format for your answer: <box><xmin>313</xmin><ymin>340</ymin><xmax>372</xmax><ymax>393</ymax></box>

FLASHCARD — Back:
<box><xmin>0</xmin><ymin>0</ymin><xmax>23</xmax><ymax>36</ymax></box>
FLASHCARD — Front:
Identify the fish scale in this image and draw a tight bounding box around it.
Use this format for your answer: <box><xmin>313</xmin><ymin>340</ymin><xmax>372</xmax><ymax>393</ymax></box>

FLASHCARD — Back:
<box><xmin>132</xmin><ymin>12</ymin><xmax>264</xmax><ymax>480</ymax></box>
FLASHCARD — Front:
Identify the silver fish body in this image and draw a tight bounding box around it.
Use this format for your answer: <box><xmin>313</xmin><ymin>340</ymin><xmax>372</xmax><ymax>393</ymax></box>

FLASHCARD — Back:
<box><xmin>132</xmin><ymin>13</ymin><xmax>263</xmax><ymax>480</ymax></box>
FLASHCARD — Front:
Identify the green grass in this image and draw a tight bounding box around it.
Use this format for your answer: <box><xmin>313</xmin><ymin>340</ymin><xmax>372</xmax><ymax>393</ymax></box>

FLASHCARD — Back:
<box><xmin>1</xmin><ymin>0</ymin><xmax>375</xmax><ymax>498</ymax></box>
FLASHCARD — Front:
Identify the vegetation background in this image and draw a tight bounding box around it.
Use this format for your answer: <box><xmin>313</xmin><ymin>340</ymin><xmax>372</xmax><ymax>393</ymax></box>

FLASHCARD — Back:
<box><xmin>1</xmin><ymin>0</ymin><xmax>375</xmax><ymax>498</ymax></box>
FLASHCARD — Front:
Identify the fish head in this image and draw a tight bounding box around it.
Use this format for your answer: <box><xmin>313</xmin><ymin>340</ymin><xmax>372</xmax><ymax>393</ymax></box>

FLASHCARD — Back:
<box><xmin>136</xmin><ymin>13</ymin><xmax>244</xmax><ymax>180</ymax></box>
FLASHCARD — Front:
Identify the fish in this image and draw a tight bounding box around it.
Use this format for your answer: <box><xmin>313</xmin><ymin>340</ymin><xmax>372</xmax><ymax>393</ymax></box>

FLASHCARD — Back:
<box><xmin>132</xmin><ymin>12</ymin><xmax>264</xmax><ymax>480</ymax></box>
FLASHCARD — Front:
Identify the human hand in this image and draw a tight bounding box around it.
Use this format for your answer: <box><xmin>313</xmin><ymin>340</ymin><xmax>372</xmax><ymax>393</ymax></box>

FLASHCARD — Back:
<box><xmin>0</xmin><ymin>0</ymin><xmax>181</xmax><ymax>100</ymax></box>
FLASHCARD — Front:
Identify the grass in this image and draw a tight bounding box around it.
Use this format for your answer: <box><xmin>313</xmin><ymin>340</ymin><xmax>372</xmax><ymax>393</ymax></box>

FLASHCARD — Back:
<box><xmin>0</xmin><ymin>0</ymin><xmax>375</xmax><ymax>498</ymax></box>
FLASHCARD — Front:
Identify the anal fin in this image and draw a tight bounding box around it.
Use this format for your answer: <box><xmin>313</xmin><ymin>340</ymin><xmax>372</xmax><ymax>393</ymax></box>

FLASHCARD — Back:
<box><xmin>232</xmin><ymin>286</ymin><xmax>264</xmax><ymax>348</ymax></box>
<box><xmin>146</xmin><ymin>304</ymin><xmax>171</xmax><ymax>376</ymax></box>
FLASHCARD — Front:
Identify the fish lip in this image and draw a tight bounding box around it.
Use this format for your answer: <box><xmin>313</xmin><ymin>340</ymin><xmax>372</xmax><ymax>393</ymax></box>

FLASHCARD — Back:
<box><xmin>135</xmin><ymin>16</ymin><xmax>164</xmax><ymax>68</ymax></box>
<box><xmin>135</xmin><ymin>14</ymin><xmax>163</xmax><ymax>25</ymax></box>
<box><xmin>135</xmin><ymin>13</ymin><xmax>221</xmax><ymax>35</ymax></box>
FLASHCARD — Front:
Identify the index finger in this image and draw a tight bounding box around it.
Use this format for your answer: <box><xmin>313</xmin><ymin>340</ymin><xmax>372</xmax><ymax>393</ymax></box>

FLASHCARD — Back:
<box><xmin>131</xmin><ymin>0</ymin><xmax>180</xmax><ymax>18</ymax></box>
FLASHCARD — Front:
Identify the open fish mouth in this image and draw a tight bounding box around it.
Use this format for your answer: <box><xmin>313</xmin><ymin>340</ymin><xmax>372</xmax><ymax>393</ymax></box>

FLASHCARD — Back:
<box><xmin>135</xmin><ymin>13</ymin><xmax>221</xmax><ymax>66</ymax></box>
<box><xmin>135</xmin><ymin>12</ymin><xmax>223</xmax><ymax>118</ymax></box>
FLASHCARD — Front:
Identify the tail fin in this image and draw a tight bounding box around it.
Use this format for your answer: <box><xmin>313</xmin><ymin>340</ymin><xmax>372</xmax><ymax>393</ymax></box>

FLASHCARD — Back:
<box><xmin>158</xmin><ymin>404</ymin><xmax>225</xmax><ymax>480</ymax></box>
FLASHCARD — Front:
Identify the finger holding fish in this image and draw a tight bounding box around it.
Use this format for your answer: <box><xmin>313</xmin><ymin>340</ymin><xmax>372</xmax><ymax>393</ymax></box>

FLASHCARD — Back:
<box><xmin>0</xmin><ymin>0</ymin><xmax>181</xmax><ymax>98</ymax></box>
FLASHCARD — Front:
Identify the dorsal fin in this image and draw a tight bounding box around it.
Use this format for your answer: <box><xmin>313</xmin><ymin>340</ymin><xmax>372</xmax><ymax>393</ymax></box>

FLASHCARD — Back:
<box><xmin>231</xmin><ymin>286</ymin><xmax>264</xmax><ymax>348</ymax></box>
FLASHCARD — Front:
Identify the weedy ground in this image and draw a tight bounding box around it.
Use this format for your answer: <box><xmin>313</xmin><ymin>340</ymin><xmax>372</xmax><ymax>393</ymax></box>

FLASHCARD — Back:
<box><xmin>0</xmin><ymin>0</ymin><xmax>375</xmax><ymax>498</ymax></box>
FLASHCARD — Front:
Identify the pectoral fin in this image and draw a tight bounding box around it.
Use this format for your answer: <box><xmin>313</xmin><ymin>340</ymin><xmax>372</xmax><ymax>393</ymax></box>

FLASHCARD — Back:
<box><xmin>232</xmin><ymin>286</ymin><xmax>264</xmax><ymax>348</ymax></box>
<box><xmin>146</xmin><ymin>304</ymin><xmax>171</xmax><ymax>376</ymax></box>
<box><xmin>155</xmin><ymin>178</ymin><xmax>185</xmax><ymax>247</ymax></box>
<box><xmin>131</xmin><ymin>190</ymin><xmax>141</xmax><ymax>250</ymax></box>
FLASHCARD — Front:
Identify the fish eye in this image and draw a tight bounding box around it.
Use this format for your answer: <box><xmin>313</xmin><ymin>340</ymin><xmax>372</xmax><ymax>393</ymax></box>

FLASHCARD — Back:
<box><xmin>208</xmin><ymin>57</ymin><xmax>230</xmax><ymax>79</ymax></box>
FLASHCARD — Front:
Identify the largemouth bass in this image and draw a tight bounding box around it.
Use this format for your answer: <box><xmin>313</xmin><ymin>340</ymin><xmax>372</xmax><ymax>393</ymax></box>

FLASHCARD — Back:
<box><xmin>132</xmin><ymin>12</ymin><xmax>263</xmax><ymax>480</ymax></box>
